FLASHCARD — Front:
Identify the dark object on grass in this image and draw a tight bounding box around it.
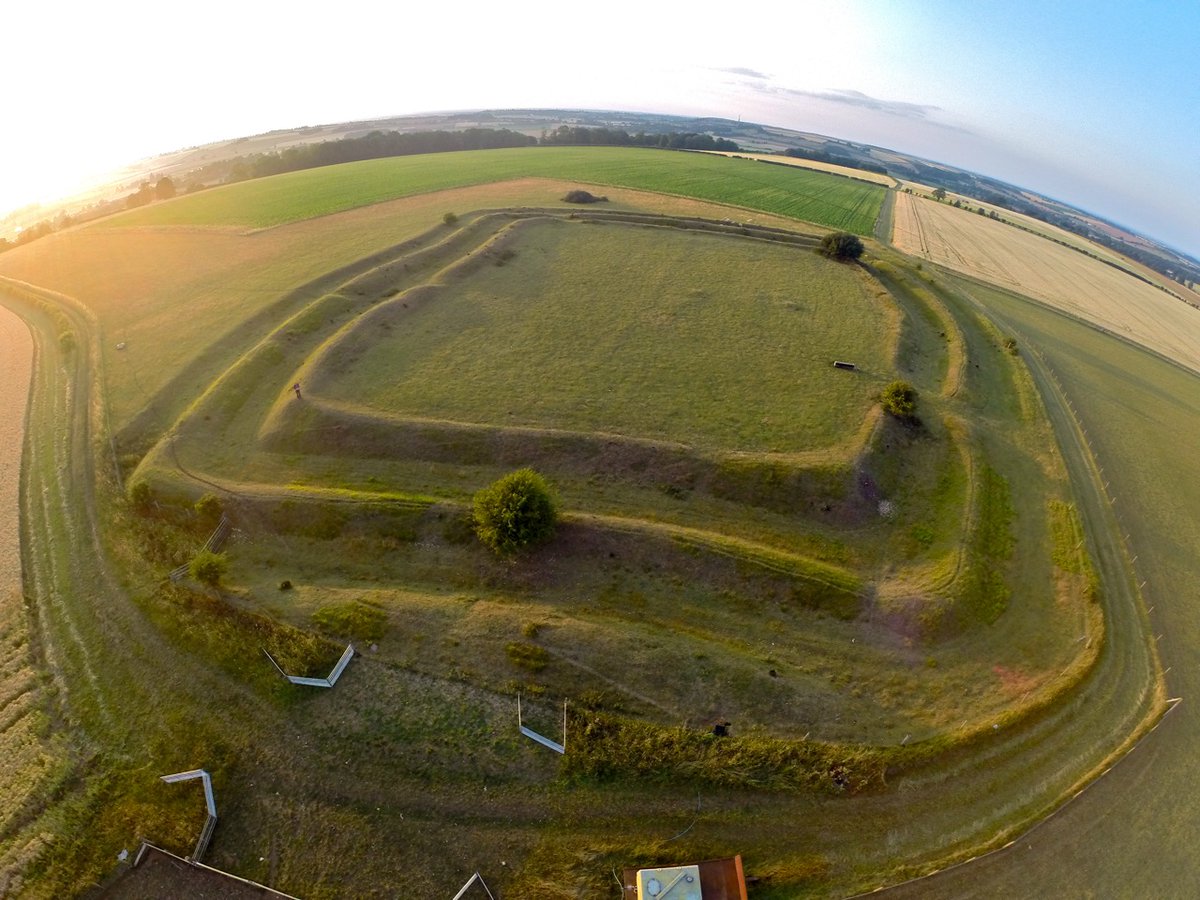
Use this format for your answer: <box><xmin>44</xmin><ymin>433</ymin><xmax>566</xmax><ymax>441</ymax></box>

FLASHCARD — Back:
<box><xmin>562</xmin><ymin>189</ymin><xmax>608</xmax><ymax>204</ymax></box>
<box><xmin>712</xmin><ymin>721</ymin><xmax>731</xmax><ymax>737</ymax></box>
<box><xmin>279</xmin><ymin>579</ymin><xmax>293</xmax><ymax>591</ymax></box>
<box><xmin>833</xmin><ymin>360</ymin><xmax>857</xmax><ymax>370</ymax></box>
<box><xmin>816</xmin><ymin>231</ymin><xmax>864</xmax><ymax>261</ymax></box>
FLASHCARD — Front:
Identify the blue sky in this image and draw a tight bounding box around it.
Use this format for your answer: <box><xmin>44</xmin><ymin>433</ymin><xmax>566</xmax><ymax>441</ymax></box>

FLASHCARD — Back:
<box><xmin>4</xmin><ymin>0</ymin><xmax>1197</xmax><ymax>256</ymax></box>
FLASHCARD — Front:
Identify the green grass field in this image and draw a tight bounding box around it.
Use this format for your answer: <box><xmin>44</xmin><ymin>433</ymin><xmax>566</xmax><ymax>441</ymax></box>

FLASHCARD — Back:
<box><xmin>320</xmin><ymin>217</ymin><xmax>892</xmax><ymax>453</ymax></box>
<box><xmin>108</xmin><ymin>146</ymin><xmax>885</xmax><ymax>234</ymax></box>
<box><xmin>0</xmin><ymin>144</ymin><xmax>1153</xmax><ymax>899</ymax></box>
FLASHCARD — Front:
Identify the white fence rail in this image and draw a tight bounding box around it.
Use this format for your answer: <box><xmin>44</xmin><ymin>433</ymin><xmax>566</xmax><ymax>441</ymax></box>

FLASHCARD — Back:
<box><xmin>159</xmin><ymin>768</ymin><xmax>217</xmax><ymax>861</ymax></box>
<box><xmin>263</xmin><ymin>644</ymin><xmax>355</xmax><ymax>688</ymax></box>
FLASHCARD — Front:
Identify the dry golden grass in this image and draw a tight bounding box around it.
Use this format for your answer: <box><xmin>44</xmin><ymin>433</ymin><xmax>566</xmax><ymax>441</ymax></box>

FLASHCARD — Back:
<box><xmin>0</xmin><ymin>304</ymin><xmax>30</xmax><ymax>599</ymax></box>
<box><xmin>904</xmin><ymin>185</ymin><xmax>1132</xmax><ymax>265</ymax></box>
<box><xmin>0</xmin><ymin>303</ymin><xmax>64</xmax><ymax>890</ymax></box>
<box><xmin>893</xmin><ymin>191</ymin><xmax>1200</xmax><ymax>372</ymax></box>
<box><xmin>704</xmin><ymin>150</ymin><xmax>896</xmax><ymax>186</ymax></box>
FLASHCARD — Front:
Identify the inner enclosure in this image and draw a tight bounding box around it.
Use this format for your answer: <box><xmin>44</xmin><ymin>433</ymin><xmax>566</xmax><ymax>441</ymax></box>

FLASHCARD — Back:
<box><xmin>323</xmin><ymin>219</ymin><xmax>894</xmax><ymax>454</ymax></box>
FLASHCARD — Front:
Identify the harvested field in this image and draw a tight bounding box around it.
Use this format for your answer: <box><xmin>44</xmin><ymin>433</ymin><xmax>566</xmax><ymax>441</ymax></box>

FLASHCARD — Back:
<box><xmin>703</xmin><ymin>150</ymin><xmax>897</xmax><ymax>186</ymax></box>
<box><xmin>893</xmin><ymin>191</ymin><xmax>1200</xmax><ymax>372</ymax></box>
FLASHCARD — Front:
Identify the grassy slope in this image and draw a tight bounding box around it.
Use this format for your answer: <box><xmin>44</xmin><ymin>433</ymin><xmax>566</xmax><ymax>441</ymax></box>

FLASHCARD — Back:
<box><xmin>882</xmin><ymin>279</ymin><xmax>1189</xmax><ymax>896</ymax></box>
<box><xmin>107</xmin><ymin>146</ymin><xmax>885</xmax><ymax>235</ymax></box>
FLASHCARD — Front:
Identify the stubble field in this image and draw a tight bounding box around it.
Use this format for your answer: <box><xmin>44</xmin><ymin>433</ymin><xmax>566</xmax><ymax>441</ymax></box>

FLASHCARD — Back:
<box><xmin>892</xmin><ymin>190</ymin><xmax>1200</xmax><ymax>372</ymax></box>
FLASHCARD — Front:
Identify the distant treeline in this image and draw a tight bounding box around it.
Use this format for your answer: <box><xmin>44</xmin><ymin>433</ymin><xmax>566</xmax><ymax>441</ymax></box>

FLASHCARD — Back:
<box><xmin>183</xmin><ymin>125</ymin><xmax>740</xmax><ymax>188</ymax></box>
<box><xmin>0</xmin><ymin>126</ymin><xmax>741</xmax><ymax>252</ymax></box>
<box><xmin>540</xmin><ymin>125</ymin><xmax>740</xmax><ymax>152</ymax></box>
<box><xmin>784</xmin><ymin>146</ymin><xmax>889</xmax><ymax>176</ymax></box>
<box><xmin>216</xmin><ymin>128</ymin><xmax>537</xmax><ymax>182</ymax></box>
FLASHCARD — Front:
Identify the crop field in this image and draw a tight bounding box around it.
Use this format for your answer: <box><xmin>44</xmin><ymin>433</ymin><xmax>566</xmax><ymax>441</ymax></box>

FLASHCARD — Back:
<box><xmin>892</xmin><ymin>190</ymin><xmax>1200</xmax><ymax>372</ymax></box>
<box><xmin>106</xmin><ymin>146</ymin><xmax>886</xmax><ymax>235</ymax></box>
<box><xmin>703</xmin><ymin>151</ymin><xmax>898</xmax><ymax>186</ymax></box>
<box><xmin>0</xmin><ymin>146</ymin><xmax>1169</xmax><ymax>899</ymax></box>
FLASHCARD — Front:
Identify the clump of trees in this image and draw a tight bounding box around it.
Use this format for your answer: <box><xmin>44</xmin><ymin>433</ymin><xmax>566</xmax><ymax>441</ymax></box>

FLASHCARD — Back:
<box><xmin>562</xmin><ymin>189</ymin><xmax>608</xmax><ymax>204</ymax></box>
<box><xmin>880</xmin><ymin>381</ymin><xmax>918</xmax><ymax>419</ymax></box>
<box><xmin>816</xmin><ymin>232</ymin><xmax>864</xmax><ymax>262</ymax></box>
<box><xmin>473</xmin><ymin>468</ymin><xmax>558</xmax><ymax>555</ymax></box>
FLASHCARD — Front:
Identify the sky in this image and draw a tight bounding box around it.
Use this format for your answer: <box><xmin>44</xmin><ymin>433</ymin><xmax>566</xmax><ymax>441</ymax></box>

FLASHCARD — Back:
<box><xmin>4</xmin><ymin>0</ymin><xmax>1198</xmax><ymax>256</ymax></box>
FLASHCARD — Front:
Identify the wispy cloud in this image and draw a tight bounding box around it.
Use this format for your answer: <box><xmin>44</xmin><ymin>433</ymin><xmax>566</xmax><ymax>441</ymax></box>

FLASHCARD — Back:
<box><xmin>793</xmin><ymin>88</ymin><xmax>940</xmax><ymax>120</ymax></box>
<box><xmin>736</xmin><ymin>78</ymin><xmax>972</xmax><ymax>133</ymax></box>
<box><xmin>713</xmin><ymin>66</ymin><xmax>769</xmax><ymax>80</ymax></box>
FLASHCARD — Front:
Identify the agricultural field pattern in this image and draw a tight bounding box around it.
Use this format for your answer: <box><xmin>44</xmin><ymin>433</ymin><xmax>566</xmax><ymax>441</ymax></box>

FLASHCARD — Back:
<box><xmin>0</xmin><ymin>141</ymin><xmax>1197</xmax><ymax>898</ymax></box>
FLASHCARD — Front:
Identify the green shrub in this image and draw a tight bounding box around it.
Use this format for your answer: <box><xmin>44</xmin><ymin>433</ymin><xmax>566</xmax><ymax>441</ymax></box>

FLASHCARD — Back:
<box><xmin>195</xmin><ymin>492</ymin><xmax>223</xmax><ymax>525</ymax></box>
<box><xmin>473</xmin><ymin>468</ymin><xmax>558</xmax><ymax>555</ymax></box>
<box><xmin>505</xmin><ymin>641</ymin><xmax>550</xmax><ymax>672</ymax></box>
<box><xmin>129</xmin><ymin>480</ymin><xmax>153</xmax><ymax>511</ymax></box>
<box><xmin>442</xmin><ymin>211</ymin><xmax>458</xmax><ymax>226</ymax></box>
<box><xmin>880</xmin><ymin>380</ymin><xmax>917</xmax><ymax>418</ymax></box>
<box><xmin>189</xmin><ymin>549</ymin><xmax>228</xmax><ymax>586</ymax></box>
<box><xmin>562</xmin><ymin>189</ymin><xmax>608</xmax><ymax>204</ymax></box>
<box><xmin>816</xmin><ymin>231</ymin><xmax>864</xmax><ymax>261</ymax></box>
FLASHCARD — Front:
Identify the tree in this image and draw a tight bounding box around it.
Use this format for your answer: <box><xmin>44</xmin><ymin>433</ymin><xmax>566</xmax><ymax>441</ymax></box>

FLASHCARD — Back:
<box><xmin>189</xmin><ymin>549</ymin><xmax>228</xmax><ymax>586</ymax></box>
<box><xmin>880</xmin><ymin>381</ymin><xmax>918</xmax><ymax>419</ymax></box>
<box><xmin>473</xmin><ymin>468</ymin><xmax>558</xmax><ymax>555</ymax></box>
<box><xmin>194</xmin><ymin>492</ymin><xmax>223</xmax><ymax>526</ymax></box>
<box><xmin>816</xmin><ymin>231</ymin><xmax>864</xmax><ymax>262</ymax></box>
<box><xmin>932</xmin><ymin>187</ymin><xmax>947</xmax><ymax>201</ymax></box>
<box><xmin>155</xmin><ymin>177</ymin><xmax>176</xmax><ymax>201</ymax></box>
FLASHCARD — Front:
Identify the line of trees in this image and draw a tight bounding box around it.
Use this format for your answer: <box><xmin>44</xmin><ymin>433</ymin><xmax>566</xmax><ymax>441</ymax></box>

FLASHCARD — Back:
<box><xmin>540</xmin><ymin>125</ymin><xmax>739</xmax><ymax>151</ymax></box>
<box><xmin>243</xmin><ymin>127</ymin><xmax>538</xmax><ymax>179</ymax></box>
<box><xmin>783</xmin><ymin>146</ymin><xmax>889</xmax><ymax>176</ymax></box>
